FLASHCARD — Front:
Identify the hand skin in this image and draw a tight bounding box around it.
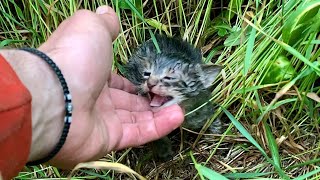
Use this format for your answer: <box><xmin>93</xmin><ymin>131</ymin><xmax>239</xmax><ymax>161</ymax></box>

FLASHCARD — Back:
<box><xmin>1</xmin><ymin>6</ymin><xmax>184</xmax><ymax>168</ymax></box>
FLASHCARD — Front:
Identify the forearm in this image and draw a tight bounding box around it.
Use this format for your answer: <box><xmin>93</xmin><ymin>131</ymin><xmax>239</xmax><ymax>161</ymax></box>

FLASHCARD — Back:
<box><xmin>0</xmin><ymin>49</ymin><xmax>64</xmax><ymax>162</ymax></box>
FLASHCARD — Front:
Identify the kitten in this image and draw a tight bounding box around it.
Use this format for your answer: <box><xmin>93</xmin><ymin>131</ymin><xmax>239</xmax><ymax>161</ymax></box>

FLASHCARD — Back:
<box><xmin>125</xmin><ymin>35</ymin><xmax>222</xmax><ymax>159</ymax></box>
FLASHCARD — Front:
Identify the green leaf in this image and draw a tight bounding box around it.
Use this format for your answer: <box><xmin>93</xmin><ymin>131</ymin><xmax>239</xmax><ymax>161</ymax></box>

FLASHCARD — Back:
<box><xmin>262</xmin><ymin>55</ymin><xmax>296</xmax><ymax>84</ymax></box>
<box><xmin>190</xmin><ymin>152</ymin><xmax>228</xmax><ymax>180</ymax></box>
<box><xmin>0</xmin><ymin>9</ymin><xmax>36</xmax><ymax>35</ymax></box>
<box><xmin>195</xmin><ymin>164</ymin><xmax>230</xmax><ymax>180</ymax></box>
<box><xmin>145</xmin><ymin>18</ymin><xmax>169</xmax><ymax>35</ymax></box>
<box><xmin>234</xmin><ymin>84</ymin><xmax>280</xmax><ymax>94</ymax></box>
<box><xmin>204</xmin><ymin>45</ymin><xmax>224</xmax><ymax>63</ymax></box>
<box><xmin>217</xmin><ymin>28</ymin><xmax>228</xmax><ymax>37</ymax></box>
<box><xmin>277</xmin><ymin>41</ymin><xmax>320</xmax><ymax>76</ymax></box>
<box><xmin>0</xmin><ymin>39</ymin><xmax>29</xmax><ymax>47</ymax></box>
<box><xmin>282</xmin><ymin>1</ymin><xmax>320</xmax><ymax>45</ymax></box>
<box><xmin>8</xmin><ymin>0</ymin><xmax>25</xmax><ymax>20</ymax></box>
<box><xmin>221</xmin><ymin>107</ymin><xmax>289</xmax><ymax>179</ymax></box>
<box><xmin>293</xmin><ymin>168</ymin><xmax>320</xmax><ymax>180</ymax></box>
<box><xmin>243</xmin><ymin>20</ymin><xmax>256</xmax><ymax>76</ymax></box>
<box><xmin>124</xmin><ymin>0</ymin><xmax>160</xmax><ymax>53</ymax></box>
<box><xmin>113</xmin><ymin>0</ymin><xmax>131</xmax><ymax>9</ymax></box>
<box><xmin>283</xmin><ymin>0</ymin><xmax>299</xmax><ymax>14</ymax></box>
<box><xmin>270</xmin><ymin>98</ymin><xmax>298</xmax><ymax>110</ymax></box>
<box><xmin>226</xmin><ymin>0</ymin><xmax>244</xmax><ymax>22</ymax></box>
<box><xmin>224</xmin><ymin>26</ymin><xmax>242</xmax><ymax>47</ymax></box>
<box><xmin>220</xmin><ymin>107</ymin><xmax>268</xmax><ymax>157</ymax></box>
<box><xmin>288</xmin><ymin>158</ymin><xmax>320</xmax><ymax>170</ymax></box>
<box><xmin>52</xmin><ymin>167</ymin><xmax>61</xmax><ymax>177</ymax></box>
<box><xmin>224</xmin><ymin>172</ymin><xmax>273</xmax><ymax>179</ymax></box>
<box><xmin>257</xmin><ymin>64</ymin><xmax>316</xmax><ymax>123</ymax></box>
<box><xmin>123</xmin><ymin>0</ymin><xmax>144</xmax><ymax>21</ymax></box>
<box><xmin>263</xmin><ymin>121</ymin><xmax>281</xmax><ymax>169</ymax></box>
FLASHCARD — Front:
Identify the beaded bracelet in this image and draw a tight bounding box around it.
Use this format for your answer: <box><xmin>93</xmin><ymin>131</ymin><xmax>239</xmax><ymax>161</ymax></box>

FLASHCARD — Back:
<box><xmin>20</xmin><ymin>48</ymin><xmax>73</xmax><ymax>165</ymax></box>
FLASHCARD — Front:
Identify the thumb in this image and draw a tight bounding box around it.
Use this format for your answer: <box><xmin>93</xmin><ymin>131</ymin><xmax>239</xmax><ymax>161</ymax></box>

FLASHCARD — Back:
<box><xmin>96</xmin><ymin>6</ymin><xmax>120</xmax><ymax>40</ymax></box>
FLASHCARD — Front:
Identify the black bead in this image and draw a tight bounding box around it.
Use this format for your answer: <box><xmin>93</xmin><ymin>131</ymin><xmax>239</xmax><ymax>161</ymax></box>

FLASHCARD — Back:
<box><xmin>20</xmin><ymin>47</ymin><xmax>72</xmax><ymax>166</ymax></box>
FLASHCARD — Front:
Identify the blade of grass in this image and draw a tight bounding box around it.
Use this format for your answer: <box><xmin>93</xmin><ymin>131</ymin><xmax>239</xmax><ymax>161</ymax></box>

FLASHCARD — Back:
<box><xmin>194</xmin><ymin>0</ymin><xmax>213</xmax><ymax>46</ymax></box>
<box><xmin>282</xmin><ymin>1</ymin><xmax>320</xmax><ymax>45</ymax></box>
<box><xmin>243</xmin><ymin>17</ymin><xmax>320</xmax><ymax>76</ymax></box>
<box><xmin>145</xmin><ymin>18</ymin><xmax>169</xmax><ymax>35</ymax></box>
<box><xmin>269</xmin><ymin>98</ymin><xmax>298</xmax><ymax>110</ymax></box>
<box><xmin>196</xmin><ymin>165</ymin><xmax>230</xmax><ymax>180</ymax></box>
<box><xmin>8</xmin><ymin>0</ymin><xmax>25</xmax><ymax>21</ymax></box>
<box><xmin>287</xmin><ymin>158</ymin><xmax>320</xmax><ymax>170</ymax></box>
<box><xmin>204</xmin><ymin>45</ymin><xmax>225</xmax><ymax>63</ymax></box>
<box><xmin>190</xmin><ymin>152</ymin><xmax>205</xmax><ymax>180</ymax></box>
<box><xmin>190</xmin><ymin>152</ymin><xmax>229</xmax><ymax>180</ymax></box>
<box><xmin>234</xmin><ymin>83</ymin><xmax>285</xmax><ymax>94</ymax></box>
<box><xmin>263</xmin><ymin>120</ymin><xmax>281</xmax><ymax>168</ymax></box>
<box><xmin>220</xmin><ymin>106</ymin><xmax>289</xmax><ymax>179</ymax></box>
<box><xmin>257</xmin><ymin>64</ymin><xmax>317</xmax><ymax>123</ymax></box>
<box><xmin>69</xmin><ymin>161</ymin><xmax>146</xmax><ymax>180</ymax></box>
<box><xmin>278</xmin><ymin>41</ymin><xmax>320</xmax><ymax>76</ymax></box>
<box><xmin>243</xmin><ymin>18</ymin><xmax>256</xmax><ymax>76</ymax></box>
<box><xmin>0</xmin><ymin>9</ymin><xmax>36</xmax><ymax>35</ymax></box>
<box><xmin>0</xmin><ymin>39</ymin><xmax>30</xmax><ymax>47</ymax></box>
<box><xmin>293</xmin><ymin>168</ymin><xmax>320</xmax><ymax>180</ymax></box>
<box><xmin>124</xmin><ymin>0</ymin><xmax>160</xmax><ymax>53</ymax></box>
<box><xmin>79</xmin><ymin>169</ymin><xmax>112</xmax><ymax>179</ymax></box>
<box><xmin>224</xmin><ymin>172</ymin><xmax>273</xmax><ymax>179</ymax></box>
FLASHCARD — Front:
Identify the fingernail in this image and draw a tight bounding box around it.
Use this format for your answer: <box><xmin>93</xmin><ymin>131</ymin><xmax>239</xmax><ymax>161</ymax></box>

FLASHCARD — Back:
<box><xmin>96</xmin><ymin>6</ymin><xmax>110</xmax><ymax>14</ymax></box>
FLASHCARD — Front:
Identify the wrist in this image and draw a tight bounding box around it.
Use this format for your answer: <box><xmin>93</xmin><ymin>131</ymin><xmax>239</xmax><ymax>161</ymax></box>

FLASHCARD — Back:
<box><xmin>0</xmin><ymin>49</ymin><xmax>65</xmax><ymax>162</ymax></box>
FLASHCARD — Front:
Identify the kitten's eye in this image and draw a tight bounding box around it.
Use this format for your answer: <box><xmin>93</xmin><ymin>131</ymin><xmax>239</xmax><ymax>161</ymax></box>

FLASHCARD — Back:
<box><xmin>164</xmin><ymin>76</ymin><xmax>175</xmax><ymax>80</ymax></box>
<box><xmin>143</xmin><ymin>72</ymin><xmax>151</xmax><ymax>77</ymax></box>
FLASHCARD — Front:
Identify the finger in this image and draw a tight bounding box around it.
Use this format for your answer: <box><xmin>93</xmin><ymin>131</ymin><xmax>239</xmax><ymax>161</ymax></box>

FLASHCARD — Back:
<box><xmin>109</xmin><ymin>73</ymin><xmax>136</xmax><ymax>93</ymax></box>
<box><xmin>115</xmin><ymin>105</ymin><xmax>184</xmax><ymax>150</ymax></box>
<box><xmin>115</xmin><ymin>109</ymin><xmax>153</xmax><ymax>123</ymax></box>
<box><xmin>96</xmin><ymin>6</ymin><xmax>120</xmax><ymax>40</ymax></box>
<box><xmin>109</xmin><ymin>88</ymin><xmax>151</xmax><ymax>111</ymax></box>
<box><xmin>39</xmin><ymin>8</ymin><xmax>119</xmax><ymax>52</ymax></box>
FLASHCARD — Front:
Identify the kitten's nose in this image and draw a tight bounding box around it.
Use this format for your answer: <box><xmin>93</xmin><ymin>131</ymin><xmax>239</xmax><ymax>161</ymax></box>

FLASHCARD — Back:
<box><xmin>147</xmin><ymin>77</ymin><xmax>158</xmax><ymax>89</ymax></box>
<box><xmin>147</xmin><ymin>82</ymin><xmax>156</xmax><ymax>89</ymax></box>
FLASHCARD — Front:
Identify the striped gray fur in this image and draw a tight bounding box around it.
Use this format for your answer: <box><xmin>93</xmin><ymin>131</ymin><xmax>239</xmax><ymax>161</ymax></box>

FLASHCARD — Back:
<box><xmin>125</xmin><ymin>35</ymin><xmax>223</xmax><ymax>159</ymax></box>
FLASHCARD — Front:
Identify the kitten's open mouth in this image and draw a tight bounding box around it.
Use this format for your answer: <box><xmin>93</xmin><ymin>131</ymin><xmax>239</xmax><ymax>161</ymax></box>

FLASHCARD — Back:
<box><xmin>149</xmin><ymin>92</ymin><xmax>173</xmax><ymax>107</ymax></box>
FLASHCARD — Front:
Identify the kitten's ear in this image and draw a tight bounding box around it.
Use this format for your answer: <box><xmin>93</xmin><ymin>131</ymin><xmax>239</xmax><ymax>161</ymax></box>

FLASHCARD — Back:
<box><xmin>200</xmin><ymin>64</ymin><xmax>222</xmax><ymax>88</ymax></box>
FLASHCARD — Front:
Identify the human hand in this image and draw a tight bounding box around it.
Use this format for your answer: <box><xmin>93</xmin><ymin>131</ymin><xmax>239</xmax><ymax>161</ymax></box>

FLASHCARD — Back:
<box><xmin>5</xmin><ymin>6</ymin><xmax>184</xmax><ymax>168</ymax></box>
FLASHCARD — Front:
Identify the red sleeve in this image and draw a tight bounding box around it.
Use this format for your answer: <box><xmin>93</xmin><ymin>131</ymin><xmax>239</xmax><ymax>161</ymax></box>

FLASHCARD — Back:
<box><xmin>0</xmin><ymin>54</ymin><xmax>32</xmax><ymax>180</ymax></box>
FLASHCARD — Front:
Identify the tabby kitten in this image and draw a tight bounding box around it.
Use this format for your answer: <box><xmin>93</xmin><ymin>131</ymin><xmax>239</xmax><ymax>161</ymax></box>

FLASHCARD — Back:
<box><xmin>125</xmin><ymin>35</ymin><xmax>222</xmax><ymax>159</ymax></box>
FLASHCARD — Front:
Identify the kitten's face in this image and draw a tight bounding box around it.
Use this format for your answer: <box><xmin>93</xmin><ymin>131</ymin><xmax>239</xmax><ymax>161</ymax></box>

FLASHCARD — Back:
<box><xmin>135</xmin><ymin>55</ymin><xmax>222</xmax><ymax>108</ymax></box>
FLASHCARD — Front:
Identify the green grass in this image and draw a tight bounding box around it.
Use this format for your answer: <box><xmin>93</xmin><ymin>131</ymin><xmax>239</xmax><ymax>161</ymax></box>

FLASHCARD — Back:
<box><xmin>1</xmin><ymin>0</ymin><xmax>319</xmax><ymax>179</ymax></box>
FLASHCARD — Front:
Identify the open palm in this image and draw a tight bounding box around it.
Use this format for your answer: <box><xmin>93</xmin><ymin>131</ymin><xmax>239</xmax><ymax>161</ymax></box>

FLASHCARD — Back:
<box><xmin>38</xmin><ymin>6</ymin><xmax>184</xmax><ymax>168</ymax></box>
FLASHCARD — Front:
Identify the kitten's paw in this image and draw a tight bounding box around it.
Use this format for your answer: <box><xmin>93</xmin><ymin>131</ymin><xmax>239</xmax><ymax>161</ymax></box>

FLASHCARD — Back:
<box><xmin>208</xmin><ymin>118</ymin><xmax>224</xmax><ymax>134</ymax></box>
